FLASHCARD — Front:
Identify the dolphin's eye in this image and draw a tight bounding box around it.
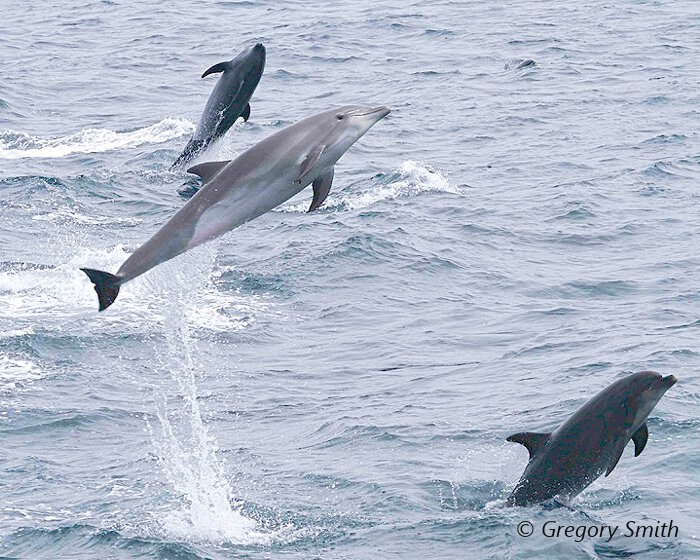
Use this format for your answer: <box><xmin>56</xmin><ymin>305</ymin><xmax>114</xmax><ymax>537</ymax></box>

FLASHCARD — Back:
<box><xmin>336</xmin><ymin>113</ymin><xmax>344</xmax><ymax>120</ymax></box>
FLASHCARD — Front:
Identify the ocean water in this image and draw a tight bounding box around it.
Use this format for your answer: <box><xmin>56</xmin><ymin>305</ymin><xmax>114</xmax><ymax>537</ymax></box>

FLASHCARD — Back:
<box><xmin>1</xmin><ymin>1</ymin><xmax>699</xmax><ymax>558</ymax></box>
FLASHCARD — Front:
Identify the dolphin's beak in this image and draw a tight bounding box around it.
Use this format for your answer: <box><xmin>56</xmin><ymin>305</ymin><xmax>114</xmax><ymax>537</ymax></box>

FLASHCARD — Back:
<box><xmin>355</xmin><ymin>106</ymin><xmax>390</xmax><ymax>119</ymax></box>
<box><xmin>370</xmin><ymin>106</ymin><xmax>390</xmax><ymax>119</ymax></box>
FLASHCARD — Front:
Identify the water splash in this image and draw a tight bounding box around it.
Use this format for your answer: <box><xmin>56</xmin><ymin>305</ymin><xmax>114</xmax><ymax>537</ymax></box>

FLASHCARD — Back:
<box><xmin>282</xmin><ymin>160</ymin><xmax>459</xmax><ymax>213</ymax></box>
<box><xmin>0</xmin><ymin>117</ymin><xmax>194</xmax><ymax>159</ymax></box>
<box><xmin>0</xmin><ymin>244</ymin><xmax>266</xmax><ymax>334</ymax></box>
<box><xmin>338</xmin><ymin>160</ymin><xmax>459</xmax><ymax>211</ymax></box>
<box><xmin>146</xmin><ymin>269</ymin><xmax>268</xmax><ymax>546</ymax></box>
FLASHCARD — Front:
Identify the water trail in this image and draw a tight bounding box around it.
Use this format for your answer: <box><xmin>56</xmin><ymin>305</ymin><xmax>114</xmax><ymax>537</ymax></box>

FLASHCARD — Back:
<box><xmin>281</xmin><ymin>160</ymin><xmax>459</xmax><ymax>213</ymax></box>
<box><xmin>146</xmin><ymin>263</ymin><xmax>266</xmax><ymax>545</ymax></box>
<box><xmin>337</xmin><ymin>159</ymin><xmax>459</xmax><ymax>211</ymax></box>
<box><xmin>0</xmin><ymin>117</ymin><xmax>194</xmax><ymax>159</ymax></box>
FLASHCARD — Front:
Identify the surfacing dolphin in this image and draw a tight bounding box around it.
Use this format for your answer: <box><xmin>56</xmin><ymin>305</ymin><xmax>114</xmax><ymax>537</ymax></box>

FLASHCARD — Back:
<box><xmin>506</xmin><ymin>371</ymin><xmax>677</xmax><ymax>506</ymax></box>
<box><xmin>171</xmin><ymin>43</ymin><xmax>266</xmax><ymax>169</ymax></box>
<box><xmin>82</xmin><ymin>104</ymin><xmax>390</xmax><ymax>311</ymax></box>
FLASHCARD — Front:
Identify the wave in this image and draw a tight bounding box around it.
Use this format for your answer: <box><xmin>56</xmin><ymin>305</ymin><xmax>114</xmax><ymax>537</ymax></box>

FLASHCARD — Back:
<box><xmin>282</xmin><ymin>160</ymin><xmax>459</xmax><ymax>213</ymax></box>
<box><xmin>0</xmin><ymin>117</ymin><xmax>194</xmax><ymax>160</ymax></box>
<box><xmin>338</xmin><ymin>160</ymin><xmax>459</xmax><ymax>211</ymax></box>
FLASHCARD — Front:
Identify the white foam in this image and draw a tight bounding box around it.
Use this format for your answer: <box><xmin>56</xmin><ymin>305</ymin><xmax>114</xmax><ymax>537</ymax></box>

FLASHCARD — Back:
<box><xmin>184</xmin><ymin>289</ymin><xmax>269</xmax><ymax>333</ymax></box>
<box><xmin>0</xmin><ymin>326</ymin><xmax>34</xmax><ymax>340</ymax></box>
<box><xmin>32</xmin><ymin>205</ymin><xmax>141</xmax><ymax>226</ymax></box>
<box><xmin>0</xmin><ymin>243</ymin><xmax>270</xmax><ymax>335</ymax></box>
<box><xmin>342</xmin><ymin>159</ymin><xmax>458</xmax><ymax>211</ymax></box>
<box><xmin>0</xmin><ymin>117</ymin><xmax>194</xmax><ymax>159</ymax></box>
<box><xmin>0</xmin><ymin>354</ymin><xmax>43</xmax><ymax>393</ymax></box>
<box><xmin>283</xmin><ymin>160</ymin><xmax>458</xmax><ymax>213</ymax></box>
<box><xmin>0</xmin><ymin>244</ymin><xmax>134</xmax><ymax>323</ymax></box>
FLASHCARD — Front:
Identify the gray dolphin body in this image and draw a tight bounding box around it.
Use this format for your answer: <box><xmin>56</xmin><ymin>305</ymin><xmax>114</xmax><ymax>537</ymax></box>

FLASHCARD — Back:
<box><xmin>171</xmin><ymin>43</ymin><xmax>266</xmax><ymax>169</ymax></box>
<box><xmin>82</xmin><ymin>104</ymin><xmax>390</xmax><ymax>311</ymax></box>
<box><xmin>506</xmin><ymin>371</ymin><xmax>677</xmax><ymax>506</ymax></box>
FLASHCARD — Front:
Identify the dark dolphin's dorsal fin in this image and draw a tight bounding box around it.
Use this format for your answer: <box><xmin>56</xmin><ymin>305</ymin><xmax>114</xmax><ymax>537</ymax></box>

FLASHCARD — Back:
<box><xmin>632</xmin><ymin>423</ymin><xmax>648</xmax><ymax>457</ymax></box>
<box><xmin>506</xmin><ymin>432</ymin><xmax>550</xmax><ymax>459</ymax></box>
<box><xmin>186</xmin><ymin>160</ymin><xmax>231</xmax><ymax>183</ymax></box>
<box><xmin>309</xmin><ymin>167</ymin><xmax>334</xmax><ymax>212</ymax></box>
<box><xmin>202</xmin><ymin>61</ymin><xmax>231</xmax><ymax>78</ymax></box>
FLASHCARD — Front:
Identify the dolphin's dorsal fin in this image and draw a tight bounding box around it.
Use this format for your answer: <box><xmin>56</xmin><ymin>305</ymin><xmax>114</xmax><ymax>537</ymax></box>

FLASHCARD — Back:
<box><xmin>202</xmin><ymin>61</ymin><xmax>231</xmax><ymax>78</ymax></box>
<box><xmin>506</xmin><ymin>432</ymin><xmax>550</xmax><ymax>459</ymax></box>
<box><xmin>186</xmin><ymin>160</ymin><xmax>231</xmax><ymax>183</ymax></box>
<box><xmin>632</xmin><ymin>423</ymin><xmax>648</xmax><ymax>457</ymax></box>
<box><xmin>298</xmin><ymin>144</ymin><xmax>326</xmax><ymax>183</ymax></box>
<box><xmin>309</xmin><ymin>167</ymin><xmax>334</xmax><ymax>212</ymax></box>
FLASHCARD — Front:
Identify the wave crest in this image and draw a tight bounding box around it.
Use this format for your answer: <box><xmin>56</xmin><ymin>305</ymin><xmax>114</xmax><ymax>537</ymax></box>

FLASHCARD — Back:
<box><xmin>283</xmin><ymin>160</ymin><xmax>458</xmax><ymax>213</ymax></box>
<box><xmin>0</xmin><ymin>118</ymin><xmax>194</xmax><ymax>159</ymax></box>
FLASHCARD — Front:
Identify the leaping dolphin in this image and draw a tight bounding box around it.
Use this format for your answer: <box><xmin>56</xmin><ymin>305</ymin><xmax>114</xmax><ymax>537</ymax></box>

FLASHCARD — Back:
<box><xmin>171</xmin><ymin>43</ymin><xmax>266</xmax><ymax>169</ymax></box>
<box><xmin>505</xmin><ymin>371</ymin><xmax>677</xmax><ymax>506</ymax></box>
<box><xmin>82</xmin><ymin>104</ymin><xmax>390</xmax><ymax>311</ymax></box>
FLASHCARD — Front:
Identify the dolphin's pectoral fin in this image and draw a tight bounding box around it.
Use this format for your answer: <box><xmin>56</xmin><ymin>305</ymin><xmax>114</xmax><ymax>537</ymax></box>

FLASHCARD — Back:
<box><xmin>506</xmin><ymin>432</ymin><xmax>550</xmax><ymax>460</ymax></box>
<box><xmin>309</xmin><ymin>167</ymin><xmax>334</xmax><ymax>212</ymax></box>
<box><xmin>241</xmin><ymin>103</ymin><xmax>251</xmax><ymax>122</ymax></box>
<box><xmin>632</xmin><ymin>423</ymin><xmax>648</xmax><ymax>457</ymax></box>
<box><xmin>202</xmin><ymin>61</ymin><xmax>231</xmax><ymax>78</ymax></box>
<box><xmin>186</xmin><ymin>160</ymin><xmax>231</xmax><ymax>183</ymax></box>
<box><xmin>298</xmin><ymin>144</ymin><xmax>326</xmax><ymax>183</ymax></box>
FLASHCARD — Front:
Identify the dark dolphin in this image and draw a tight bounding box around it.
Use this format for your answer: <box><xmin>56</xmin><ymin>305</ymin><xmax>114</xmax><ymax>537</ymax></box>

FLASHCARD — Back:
<box><xmin>171</xmin><ymin>43</ymin><xmax>266</xmax><ymax>169</ymax></box>
<box><xmin>506</xmin><ymin>371</ymin><xmax>677</xmax><ymax>506</ymax></box>
<box><xmin>82</xmin><ymin>104</ymin><xmax>390</xmax><ymax>311</ymax></box>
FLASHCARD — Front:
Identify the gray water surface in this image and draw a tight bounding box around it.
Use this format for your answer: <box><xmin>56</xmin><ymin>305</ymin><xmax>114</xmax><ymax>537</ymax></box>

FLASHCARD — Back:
<box><xmin>1</xmin><ymin>1</ymin><xmax>698</xmax><ymax>558</ymax></box>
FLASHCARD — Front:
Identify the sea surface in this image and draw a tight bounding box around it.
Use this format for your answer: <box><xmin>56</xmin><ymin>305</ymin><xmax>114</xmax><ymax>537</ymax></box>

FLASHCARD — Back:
<box><xmin>1</xmin><ymin>1</ymin><xmax>699</xmax><ymax>558</ymax></box>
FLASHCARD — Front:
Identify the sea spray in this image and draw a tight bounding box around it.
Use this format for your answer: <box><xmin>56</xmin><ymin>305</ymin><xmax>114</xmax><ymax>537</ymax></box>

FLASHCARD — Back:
<box><xmin>146</xmin><ymin>258</ymin><xmax>265</xmax><ymax>545</ymax></box>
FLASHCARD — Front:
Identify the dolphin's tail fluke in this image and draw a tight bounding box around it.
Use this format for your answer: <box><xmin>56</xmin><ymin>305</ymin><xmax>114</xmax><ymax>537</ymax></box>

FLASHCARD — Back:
<box><xmin>81</xmin><ymin>268</ymin><xmax>121</xmax><ymax>311</ymax></box>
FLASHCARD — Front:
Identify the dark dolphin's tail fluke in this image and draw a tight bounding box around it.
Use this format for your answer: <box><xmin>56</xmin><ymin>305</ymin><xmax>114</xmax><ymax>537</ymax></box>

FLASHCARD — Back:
<box><xmin>81</xmin><ymin>268</ymin><xmax>121</xmax><ymax>311</ymax></box>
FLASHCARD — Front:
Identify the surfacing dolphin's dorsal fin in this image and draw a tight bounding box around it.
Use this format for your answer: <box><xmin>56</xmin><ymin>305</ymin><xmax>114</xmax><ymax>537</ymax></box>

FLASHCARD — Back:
<box><xmin>187</xmin><ymin>160</ymin><xmax>231</xmax><ymax>183</ymax></box>
<box><xmin>202</xmin><ymin>61</ymin><xmax>231</xmax><ymax>79</ymax></box>
<box><xmin>632</xmin><ymin>423</ymin><xmax>648</xmax><ymax>457</ymax></box>
<box><xmin>506</xmin><ymin>432</ymin><xmax>550</xmax><ymax>460</ymax></box>
<box><xmin>309</xmin><ymin>167</ymin><xmax>334</xmax><ymax>212</ymax></box>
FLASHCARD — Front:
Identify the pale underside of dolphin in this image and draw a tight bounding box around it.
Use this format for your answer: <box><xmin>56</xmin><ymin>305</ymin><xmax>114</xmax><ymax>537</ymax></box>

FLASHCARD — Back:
<box><xmin>82</xmin><ymin>104</ymin><xmax>390</xmax><ymax>311</ymax></box>
<box><xmin>171</xmin><ymin>43</ymin><xmax>266</xmax><ymax>169</ymax></box>
<box><xmin>506</xmin><ymin>371</ymin><xmax>677</xmax><ymax>506</ymax></box>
